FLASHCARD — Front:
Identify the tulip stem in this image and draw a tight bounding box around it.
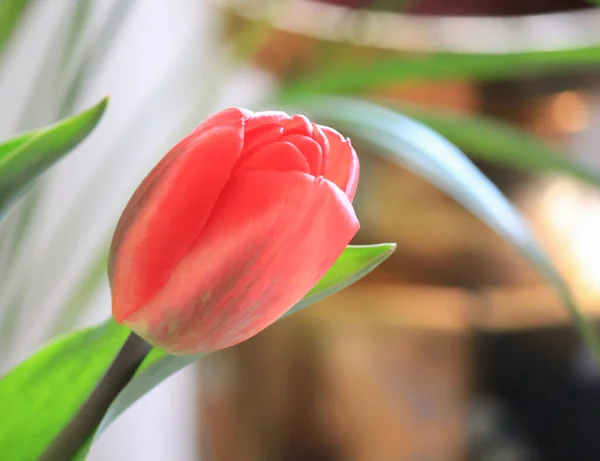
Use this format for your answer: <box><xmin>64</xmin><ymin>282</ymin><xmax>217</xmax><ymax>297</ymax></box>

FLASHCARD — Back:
<box><xmin>39</xmin><ymin>332</ymin><xmax>152</xmax><ymax>461</ymax></box>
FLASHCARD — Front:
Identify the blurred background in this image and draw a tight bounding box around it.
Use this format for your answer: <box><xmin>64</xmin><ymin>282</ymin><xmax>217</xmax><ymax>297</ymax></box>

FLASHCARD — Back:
<box><xmin>2</xmin><ymin>0</ymin><xmax>600</xmax><ymax>460</ymax></box>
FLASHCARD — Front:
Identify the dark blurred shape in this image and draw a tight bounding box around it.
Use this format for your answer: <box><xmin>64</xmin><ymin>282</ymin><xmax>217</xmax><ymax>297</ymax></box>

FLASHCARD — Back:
<box><xmin>317</xmin><ymin>0</ymin><xmax>592</xmax><ymax>16</ymax></box>
<box><xmin>468</xmin><ymin>397</ymin><xmax>541</xmax><ymax>461</ymax></box>
<box><xmin>476</xmin><ymin>327</ymin><xmax>600</xmax><ymax>461</ymax></box>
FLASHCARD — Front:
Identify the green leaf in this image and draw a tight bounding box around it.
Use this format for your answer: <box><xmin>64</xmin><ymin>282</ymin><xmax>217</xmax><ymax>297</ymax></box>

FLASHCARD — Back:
<box><xmin>278</xmin><ymin>47</ymin><xmax>600</xmax><ymax>98</ymax></box>
<box><xmin>289</xmin><ymin>243</ymin><xmax>396</xmax><ymax>315</ymax></box>
<box><xmin>396</xmin><ymin>103</ymin><xmax>600</xmax><ymax>189</ymax></box>
<box><xmin>0</xmin><ymin>321</ymin><xmax>130</xmax><ymax>460</ymax></box>
<box><xmin>283</xmin><ymin>95</ymin><xmax>600</xmax><ymax>365</ymax></box>
<box><xmin>0</xmin><ymin>133</ymin><xmax>30</xmax><ymax>158</ymax></box>
<box><xmin>0</xmin><ymin>0</ymin><xmax>31</xmax><ymax>60</ymax></box>
<box><xmin>0</xmin><ymin>243</ymin><xmax>395</xmax><ymax>460</ymax></box>
<box><xmin>0</xmin><ymin>97</ymin><xmax>108</xmax><ymax>217</ymax></box>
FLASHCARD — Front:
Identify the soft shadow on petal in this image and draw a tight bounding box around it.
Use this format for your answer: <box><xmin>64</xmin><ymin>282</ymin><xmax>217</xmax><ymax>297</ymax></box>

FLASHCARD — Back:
<box><xmin>243</xmin><ymin>124</ymin><xmax>284</xmax><ymax>152</ymax></box>
<box><xmin>319</xmin><ymin>125</ymin><xmax>359</xmax><ymax>202</ymax></box>
<box><xmin>311</xmin><ymin>123</ymin><xmax>329</xmax><ymax>176</ymax></box>
<box><xmin>111</xmin><ymin>120</ymin><xmax>245</xmax><ymax>323</ymax></box>
<box><xmin>235</xmin><ymin>141</ymin><xmax>311</xmax><ymax>175</ymax></box>
<box><xmin>126</xmin><ymin>171</ymin><xmax>359</xmax><ymax>354</ymax></box>
<box><xmin>280</xmin><ymin>134</ymin><xmax>322</xmax><ymax>176</ymax></box>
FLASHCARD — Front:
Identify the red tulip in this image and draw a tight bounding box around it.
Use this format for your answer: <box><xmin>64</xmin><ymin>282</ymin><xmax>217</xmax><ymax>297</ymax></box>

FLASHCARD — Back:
<box><xmin>109</xmin><ymin>108</ymin><xmax>359</xmax><ymax>355</ymax></box>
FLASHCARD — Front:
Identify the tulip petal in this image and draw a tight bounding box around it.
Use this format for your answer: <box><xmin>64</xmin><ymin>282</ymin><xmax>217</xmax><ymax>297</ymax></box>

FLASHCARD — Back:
<box><xmin>320</xmin><ymin>126</ymin><xmax>359</xmax><ymax>202</ymax></box>
<box><xmin>189</xmin><ymin>107</ymin><xmax>252</xmax><ymax>139</ymax></box>
<box><xmin>244</xmin><ymin>110</ymin><xmax>290</xmax><ymax>131</ymax></box>
<box><xmin>280</xmin><ymin>134</ymin><xmax>322</xmax><ymax>176</ymax></box>
<box><xmin>125</xmin><ymin>171</ymin><xmax>359</xmax><ymax>354</ymax></box>
<box><xmin>111</xmin><ymin>119</ymin><xmax>245</xmax><ymax>322</ymax></box>
<box><xmin>283</xmin><ymin>115</ymin><xmax>313</xmax><ymax>137</ymax></box>
<box><xmin>110</xmin><ymin>109</ymin><xmax>252</xmax><ymax>265</ymax></box>
<box><xmin>235</xmin><ymin>141</ymin><xmax>310</xmax><ymax>175</ymax></box>
<box><xmin>243</xmin><ymin>124</ymin><xmax>284</xmax><ymax>152</ymax></box>
<box><xmin>311</xmin><ymin>123</ymin><xmax>330</xmax><ymax>176</ymax></box>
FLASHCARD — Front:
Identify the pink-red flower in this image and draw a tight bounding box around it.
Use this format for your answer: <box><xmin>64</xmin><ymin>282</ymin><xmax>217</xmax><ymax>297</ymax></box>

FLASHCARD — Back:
<box><xmin>109</xmin><ymin>108</ymin><xmax>359</xmax><ymax>354</ymax></box>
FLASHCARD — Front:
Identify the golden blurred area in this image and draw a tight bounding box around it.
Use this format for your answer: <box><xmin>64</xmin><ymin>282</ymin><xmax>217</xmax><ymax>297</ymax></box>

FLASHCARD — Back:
<box><xmin>193</xmin><ymin>2</ymin><xmax>600</xmax><ymax>461</ymax></box>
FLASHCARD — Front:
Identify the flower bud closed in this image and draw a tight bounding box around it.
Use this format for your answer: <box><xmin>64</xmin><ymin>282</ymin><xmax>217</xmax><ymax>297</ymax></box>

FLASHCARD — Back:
<box><xmin>109</xmin><ymin>108</ymin><xmax>360</xmax><ymax>355</ymax></box>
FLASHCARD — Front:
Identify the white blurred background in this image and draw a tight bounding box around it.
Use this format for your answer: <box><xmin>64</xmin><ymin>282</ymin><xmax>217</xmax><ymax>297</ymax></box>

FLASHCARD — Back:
<box><xmin>0</xmin><ymin>1</ymin><xmax>272</xmax><ymax>458</ymax></box>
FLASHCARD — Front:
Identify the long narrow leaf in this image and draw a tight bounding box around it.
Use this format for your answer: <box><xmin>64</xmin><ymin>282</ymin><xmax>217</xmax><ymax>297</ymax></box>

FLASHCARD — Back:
<box><xmin>279</xmin><ymin>47</ymin><xmax>600</xmax><ymax>98</ymax></box>
<box><xmin>0</xmin><ymin>97</ymin><xmax>108</xmax><ymax>217</ymax></box>
<box><xmin>395</xmin><ymin>103</ymin><xmax>600</xmax><ymax>188</ymax></box>
<box><xmin>283</xmin><ymin>95</ymin><xmax>600</xmax><ymax>365</ymax></box>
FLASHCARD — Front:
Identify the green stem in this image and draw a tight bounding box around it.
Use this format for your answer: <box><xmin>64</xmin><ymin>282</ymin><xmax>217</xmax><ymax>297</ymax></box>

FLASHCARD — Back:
<box><xmin>39</xmin><ymin>332</ymin><xmax>152</xmax><ymax>461</ymax></box>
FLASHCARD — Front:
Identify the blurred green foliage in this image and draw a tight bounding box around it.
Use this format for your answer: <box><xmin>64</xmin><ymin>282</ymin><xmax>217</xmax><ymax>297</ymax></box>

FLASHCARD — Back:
<box><xmin>0</xmin><ymin>0</ymin><xmax>31</xmax><ymax>60</ymax></box>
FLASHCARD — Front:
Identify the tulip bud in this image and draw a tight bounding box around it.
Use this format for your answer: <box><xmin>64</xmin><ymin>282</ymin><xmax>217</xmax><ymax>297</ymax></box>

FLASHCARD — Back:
<box><xmin>109</xmin><ymin>108</ymin><xmax>360</xmax><ymax>355</ymax></box>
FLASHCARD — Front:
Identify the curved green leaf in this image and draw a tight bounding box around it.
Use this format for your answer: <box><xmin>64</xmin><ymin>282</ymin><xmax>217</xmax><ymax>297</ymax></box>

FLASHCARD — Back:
<box><xmin>0</xmin><ymin>97</ymin><xmax>108</xmax><ymax>217</ymax></box>
<box><xmin>283</xmin><ymin>95</ymin><xmax>600</xmax><ymax>365</ymax></box>
<box><xmin>290</xmin><ymin>243</ymin><xmax>396</xmax><ymax>314</ymax></box>
<box><xmin>396</xmin><ymin>103</ymin><xmax>600</xmax><ymax>188</ymax></box>
<box><xmin>0</xmin><ymin>133</ymin><xmax>30</xmax><ymax>159</ymax></box>
<box><xmin>278</xmin><ymin>47</ymin><xmax>600</xmax><ymax>98</ymax></box>
<box><xmin>0</xmin><ymin>321</ymin><xmax>129</xmax><ymax>460</ymax></box>
<box><xmin>0</xmin><ymin>243</ymin><xmax>395</xmax><ymax>460</ymax></box>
